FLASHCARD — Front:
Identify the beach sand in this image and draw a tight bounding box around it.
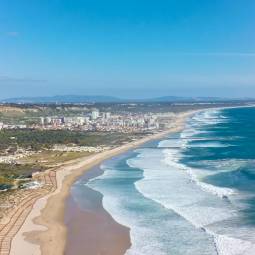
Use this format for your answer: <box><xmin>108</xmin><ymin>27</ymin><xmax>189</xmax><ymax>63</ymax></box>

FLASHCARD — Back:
<box><xmin>9</xmin><ymin>111</ymin><xmax>195</xmax><ymax>255</ymax></box>
<box><xmin>65</xmin><ymin>184</ymin><xmax>131</xmax><ymax>255</ymax></box>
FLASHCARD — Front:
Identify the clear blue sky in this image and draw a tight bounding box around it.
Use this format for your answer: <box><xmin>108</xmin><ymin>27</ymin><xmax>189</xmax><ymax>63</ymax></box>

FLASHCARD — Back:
<box><xmin>0</xmin><ymin>0</ymin><xmax>255</xmax><ymax>99</ymax></box>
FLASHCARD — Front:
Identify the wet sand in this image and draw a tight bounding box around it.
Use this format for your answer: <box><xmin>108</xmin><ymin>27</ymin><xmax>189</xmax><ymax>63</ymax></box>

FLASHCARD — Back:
<box><xmin>65</xmin><ymin>166</ymin><xmax>131</xmax><ymax>255</ymax></box>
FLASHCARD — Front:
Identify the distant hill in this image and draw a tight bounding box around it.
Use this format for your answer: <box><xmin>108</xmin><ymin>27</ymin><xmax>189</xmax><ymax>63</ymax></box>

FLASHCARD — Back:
<box><xmin>154</xmin><ymin>96</ymin><xmax>255</xmax><ymax>103</ymax></box>
<box><xmin>1</xmin><ymin>95</ymin><xmax>252</xmax><ymax>104</ymax></box>
<box><xmin>145</xmin><ymin>96</ymin><xmax>235</xmax><ymax>102</ymax></box>
<box><xmin>1</xmin><ymin>95</ymin><xmax>121</xmax><ymax>104</ymax></box>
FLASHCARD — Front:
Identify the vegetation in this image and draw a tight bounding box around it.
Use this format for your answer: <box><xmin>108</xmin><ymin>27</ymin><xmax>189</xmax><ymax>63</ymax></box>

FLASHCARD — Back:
<box><xmin>0</xmin><ymin>127</ymin><xmax>138</xmax><ymax>190</ymax></box>
<box><xmin>0</xmin><ymin>163</ymin><xmax>45</xmax><ymax>190</ymax></box>
<box><xmin>0</xmin><ymin>176</ymin><xmax>13</xmax><ymax>190</ymax></box>
<box><xmin>0</xmin><ymin>163</ymin><xmax>45</xmax><ymax>179</ymax></box>
<box><xmin>0</xmin><ymin>130</ymin><xmax>136</xmax><ymax>152</ymax></box>
<box><xmin>20</xmin><ymin>150</ymin><xmax>93</xmax><ymax>167</ymax></box>
<box><xmin>0</xmin><ymin>151</ymin><xmax>94</xmax><ymax>190</ymax></box>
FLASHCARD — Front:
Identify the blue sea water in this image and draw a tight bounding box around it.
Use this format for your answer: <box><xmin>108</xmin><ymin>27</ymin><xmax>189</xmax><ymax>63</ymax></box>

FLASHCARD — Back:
<box><xmin>76</xmin><ymin>107</ymin><xmax>255</xmax><ymax>255</ymax></box>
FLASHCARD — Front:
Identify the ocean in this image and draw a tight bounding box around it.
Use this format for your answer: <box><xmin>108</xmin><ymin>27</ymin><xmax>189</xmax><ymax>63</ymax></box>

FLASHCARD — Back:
<box><xmin>72</xmin><ymin>106</ymin><xmax>255</xmax><ymax>255</ymax></box>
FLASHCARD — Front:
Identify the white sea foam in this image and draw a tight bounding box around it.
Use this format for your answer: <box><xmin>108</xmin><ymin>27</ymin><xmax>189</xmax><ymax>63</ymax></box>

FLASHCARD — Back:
<box><xmin>214</xmin><ymin>235</ymin><xmax>255</xmax><ymax>255</ymax></box>
<box><xmin>180</xmin><ymin>127</ymin><xmax>202</xmax><ymax>139</ymax></box>
<box><xmin>191</xmin><ymin>109</ymin><xmax>228</xmax><ymax>126</ymax></box>
<box><xmin>129</xmin><ymin>146</ymin><xmax>255</xmax><ymax>255</ymax></box>
<box><xmin>186</xmin><ymin>141</ymin><xmax>233</xmax><ymax>148</ymax></box>
<box><xmin>163</xmin><ymin>148</ymin><xmax>236</xmax><ymax>198</ymax></box>
<box><xmin>197</xmin><ymin>159</ymin><xmax>247</xmax><ymax>171</ymax></box>
<box><xmin>88</xmin><ymin>153</ymin><xmax>218</xmax><ymax>255</ymax></box>
<box><xmin>158</xmin><ymin>138</ymin><xmax>185</xmax><ymax>148</ymax></box>
<box><xmin>130</xmin><ymin>150</ymin><xmax>236</xmax><ymax>226</ymax></box>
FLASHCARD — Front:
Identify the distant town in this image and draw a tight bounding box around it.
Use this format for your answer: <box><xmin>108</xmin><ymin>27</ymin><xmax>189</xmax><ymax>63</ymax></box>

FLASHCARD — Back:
<box><xmin>0</xmin><ymin>100</ymin><xmax>250</xmax><ymax>133</ymax></box>
<box><xmin>0</xmin><ymin>105</ymin><xmax>178</xmax><ymax>132</ymax></box>
<box><xmin>36</xmin><ymin>108</ymin><xmax>174</xmax><ymax>132</ymax></box>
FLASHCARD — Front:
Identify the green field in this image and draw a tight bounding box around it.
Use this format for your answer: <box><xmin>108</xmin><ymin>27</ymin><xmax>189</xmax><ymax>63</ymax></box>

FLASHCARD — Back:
<box><xmin>0</xmin><ymin>129</ymin><xmax>138</xmax><ymax>152</ymax></box>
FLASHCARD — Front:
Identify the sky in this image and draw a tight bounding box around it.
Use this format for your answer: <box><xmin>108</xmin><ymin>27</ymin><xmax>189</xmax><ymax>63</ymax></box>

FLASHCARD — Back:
<box><xmin>0</xmin><ymin>0</ymin><xmax>255</xmax><ymax>99</ymax></box>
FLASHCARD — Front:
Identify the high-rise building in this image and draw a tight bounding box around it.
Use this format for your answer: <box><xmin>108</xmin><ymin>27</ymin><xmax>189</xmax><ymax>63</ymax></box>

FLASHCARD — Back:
<box><xmin>91</xmin><ymin>109</ymin><xmax>99</xmax><ymax>120</ymax></box>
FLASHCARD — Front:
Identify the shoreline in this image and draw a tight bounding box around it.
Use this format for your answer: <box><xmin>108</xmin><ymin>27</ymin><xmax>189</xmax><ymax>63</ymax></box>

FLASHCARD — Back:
<box><xmin>65</xmin><ymin>164</ymin><xmax>131</xmax><ymax>255</ymax></box>
<box><xmin>9</xmin><ymin>110</ymin><xmax>199</xmax><ymax>255</ymax></box>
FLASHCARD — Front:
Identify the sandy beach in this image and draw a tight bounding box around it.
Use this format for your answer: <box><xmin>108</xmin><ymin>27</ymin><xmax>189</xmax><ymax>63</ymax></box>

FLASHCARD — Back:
<box><xmin>9</xmin><ymin>111</ymin><xmax>195</xmax><ymax>255</ymax></box>
<box><xmin>65</xmin><ymin>167</ymin><xmax>131</xmax><ymax>255</ymax></box>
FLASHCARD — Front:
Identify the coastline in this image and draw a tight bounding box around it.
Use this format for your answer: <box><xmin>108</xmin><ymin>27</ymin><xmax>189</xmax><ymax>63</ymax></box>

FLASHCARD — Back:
<box><xmin>9</xmin><ymin>110</ymin><xmax>198</xmax><ymax>255</ymax></box>
<box><xmin>65</xmin><ymin>164</ymin><xmax>131</xmax><ymax>255</ymax></box>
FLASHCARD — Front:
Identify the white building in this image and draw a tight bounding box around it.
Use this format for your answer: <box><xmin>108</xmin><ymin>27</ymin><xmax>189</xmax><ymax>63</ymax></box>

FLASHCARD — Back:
<box><xmin>102</xmin><ymin>112</ymin><xmax>111</xmax><ymax>119</ymax></box>
<box><xmin>64</xmin><ymin>117</ymin><xmax>87</xmax><ymax>125</ymax></box>
<box><xmin>40</xmin><ymin>117</ymin><xmax>45</xmax><ymax>125</ymax></box>
<box><xmin>91</xmin><ymin>109</ymin><xmax>99</xmax><ymax>120</ymax></box>
<box><xmin>76</xmin><ymin>117</ymin><xmax>86</xmax><ymax>125</ymax></box>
